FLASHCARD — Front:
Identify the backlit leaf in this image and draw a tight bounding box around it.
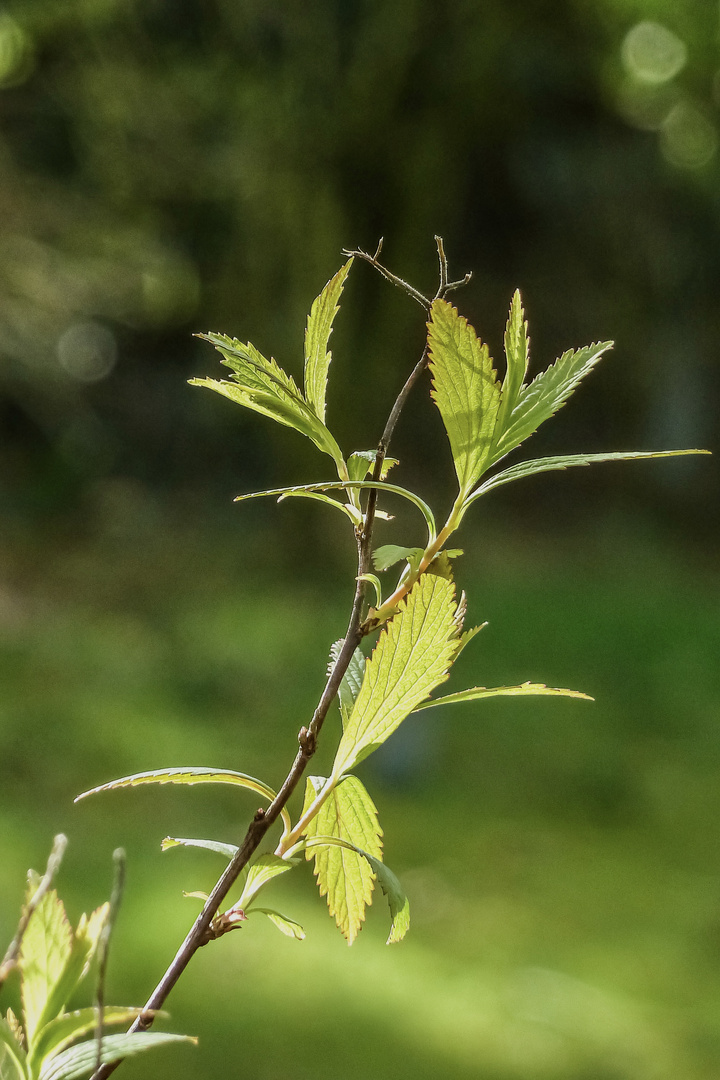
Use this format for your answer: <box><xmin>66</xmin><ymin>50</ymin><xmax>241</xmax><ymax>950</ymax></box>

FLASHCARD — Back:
<box><xmin>467</xmin><ymin>449</ymin><xmax>711</xmax><ymax>505</ymax></box>
<box><xmin>347</xmin><ymin>451</ymin><xmax>398</xmax><ymax>482</ymax></box>
<box><xmin>304</xmin><ymin>776</ymin><xmax>383</xmax><ymax>944</ymax></box>
<box><xmin>495</xmin><ymin>289</ymin><xmax>529</xmax><ymax>435</ymax></box>
<box><xmin>0</xmin><ymin>1015</ymin><xmax>28</xmax><ymax>1079</ymax></box>
<box><xmin>489</xmin><ymin>341</ymin><xmax>613</xmax><ymax>463</ymax></box>
<box><xmin>428</xmin><ymin>299</ymin><xmax>502</xmax><ymax>495</ymax></box>
<box><xmin>304</xmin><ymin>836</ymin><xmax>409</xmax><ymax>945</ymax></box>
<box><xmin>161</xmin><ymin>838</ymin><xmax>238</xmax><ymax>859</ymax></box>
<box><xmin>332</xmin><ymin>575</ymin><xmax>459</xmax><ymax>775</ymax></box>
<box><xmin>304</xmin><ymin>259</ymin><xmax>352</xmax><ymax>422</ymax></box>
<box><xmin>413</xmin><ymin>681</ymin><xmax>593</xmax><ymax>712</ymax></box>
<box><xmin>239</xmin><ymin>855</ymin><xmax>297</xmax><ymax>909</ymax></box>
<box><xmin>28</xmin><ymin>1008</ymin><xmax>150</xmax><ymax>1077</ymax></box>
<box><xmin>38</xmin><ymin>1032</ymin><xmax>196</xmax><ymax>1080</ymax></box>
<box><xmin>372</xmin><ymin>546</ymin><xmax>423</xmax><ymax>572</ymax></box>
<box><xmin>328</xmin><ymin>641</ymin><xmax>365</xmax><ymax>727</ymax></box>
<box><xmin>19</xmin><ymin>890</ymin><xmax>72</xmax><ymax>1047</ymax></box>
<box><xmin>249</xmin><ymin>909</ymin><xmax>306</xmax><ymax>941</ymax></box>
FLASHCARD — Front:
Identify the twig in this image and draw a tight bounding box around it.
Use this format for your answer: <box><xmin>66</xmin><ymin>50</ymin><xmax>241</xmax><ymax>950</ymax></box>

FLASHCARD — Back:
<box><xmin>0</xmin><ymin>834</ymin><xmax>68</xmax><ymax>990</ymax></box>
<box><xmin>91</xmin><ymin>239</ymin><xmax>468</xmax><ymax>1079</ymax></box>
<box><xmin>95</xmin><ymin>849</ymin><xmax>127</xmax><ymax>1075</ymax></box>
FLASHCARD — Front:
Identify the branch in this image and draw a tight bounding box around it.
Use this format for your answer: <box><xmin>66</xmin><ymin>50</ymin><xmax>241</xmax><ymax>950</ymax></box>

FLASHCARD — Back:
<box><xmin>0</xmin><ymin>834</ymin><xmax>68</xmax><ymax>990</ymax></box>
<box><xmin>91</xmin><ymin>242</ymin><xmax>457</xmax><ymax>1079</ymax></box>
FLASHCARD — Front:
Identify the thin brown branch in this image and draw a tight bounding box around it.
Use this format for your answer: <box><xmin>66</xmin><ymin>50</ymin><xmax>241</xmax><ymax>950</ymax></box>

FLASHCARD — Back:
<box><xmin>91</xmin><ymin>241</ymin><xmax>460</xmax><ymax>1080</ymax></box>
<box><xmin>0</xmin><ymin>833</ymin><xmax>68</xmax><ymax>990</ymax></box>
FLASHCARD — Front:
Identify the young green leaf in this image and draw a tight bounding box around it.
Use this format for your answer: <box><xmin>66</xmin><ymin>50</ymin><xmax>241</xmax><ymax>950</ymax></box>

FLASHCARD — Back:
<box><xmin>27</xmin><ymin>1008</ymin><xmax>150</xmax><ymax>1077</ymax></box>
<box><xmin>304</xmin><ymin>837</ymin><xmax>409</xmax><ymax>945</ymax></box>
<box><xmin>327</xmin><ymin>641</ymin><xmax>365</xmax><ymax>725</ymax></box>
<box><xmin>489</xmin><ymin>341</ymin><xmax>613</xmax><ymax>463</ymax></box>
<box><xmin>412</xmin><ymin>681</ymin><xmax>593</xmax><ymax>712</ymax></box>
<box><xmin>304</xmin><ymin>258</ymin><xmax>352</xmax><ymax>422</ymax></box>
<box><xmin>191</xmin><ymin>335</ymin><xmax>344</xmax><ymax>471</ymax></box>
<box><xmin>304</xmin><ymin>775</ymin><xmax>383</xmax><ymax>945</ymax></box>
<box><xmin>332</xmin><ymin>574</ymin><xmax>459</xmax><ymax>776</ymax></box>
<box><xmin>248</xmin><ymin>909</ymin><xmax>306</xmax><ymax>941</ymax></box>
<box><xmin>161</xmin><ymin>838</ymin><xmax>238</xmax><ymax>859</ymax></box>
<box><xmin>19</xmin><ymin>890</ymin><xmax>73</xmax><ymax>1048</ymax></box>
<box><xmin>37</xmin><ymin>1031</ymin><xmax>196</xmax><ymax>1080</ymax></box>
<box><xmin>428</xmin><ymin>299</ymin><xmax>502</xmax><ymax>496</ymax></box>
<box><xmin>235</xmin><ymin>480</ymin><xmax>436</xmax><ymax>540</ymax></box>
<box><xmin>495</xmin><ymin>289</ymin><xmax>529</xmax><ymax>436</ymax></box>
<box><xmin>467</xmin><ymin>449</ymin><xmax>711</xmax><ymax>505</ymax></box>
<box><xmin>276</xmin><ymin>489</ymin><xmax>362</xmax><ymax>526</ymax></box>
<box><xmin>347</xmin><ymin>451</ymin><xmax>398</xmax><ymax>482</ymax></box>
<box><xmin>238</xmin><ymin>854</ymin><xmax>297</xmax><ymax>909</ymax></box>
<box><xmin>372</xmin><ymin>545</ymin><xmax>423</xmax><ymax>572</ymax></box>
<box><xmin>0</xmin><ymin>1014</ymin><xmax>28</xmax><ymax>1079</ymax></box>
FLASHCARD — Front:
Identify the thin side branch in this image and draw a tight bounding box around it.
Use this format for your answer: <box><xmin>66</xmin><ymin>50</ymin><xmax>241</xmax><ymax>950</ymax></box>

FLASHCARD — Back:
<box><xmin>91</xmin><ymin>243</ymin><xmax>457</xmax><ymax>1080</ymax></box>
<box><xmin>0</xmin><ymin>833</ymin><xmax>68</xmax><ymax>990</ymax></box>
<box><xmin>95</xmin><ymin>849</ymin><xmax>127</xmax><ymax>1074</ymax></box>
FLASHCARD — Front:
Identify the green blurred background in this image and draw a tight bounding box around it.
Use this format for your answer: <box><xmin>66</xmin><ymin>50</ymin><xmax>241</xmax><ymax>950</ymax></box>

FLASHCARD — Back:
<box><xmin>1</xmin><ymin>1</ymin><xmax>719</xmax><ymax>1077</ymax></box>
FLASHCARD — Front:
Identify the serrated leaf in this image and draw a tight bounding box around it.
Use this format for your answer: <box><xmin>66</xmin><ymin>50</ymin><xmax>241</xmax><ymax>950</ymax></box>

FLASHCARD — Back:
<box><xmin>332</xmin><ymin>575</ymin><xmax>459</xmax><ymax>775</ymax></box>
<box><xmin>304</xmin><ymin>259</ymin><xmax>352</xmax><ymax>422</ymax></box>
<box><xmin>191</xmin><ymin>333</ymin><xmax>344</xmax><ymax>469</ymax></box>
<box><xmin>467</xmin><ymin>449</ymin><xmax>711</xmax><ymax>505</ymax></box>
<box><xmin>347</xmin><ymin>451</ymin><xmax>398</xmax><ymax>482</ymax></box>
<box><xmin>372</xmin><ymin>546</ymin><xmax>423</xmax><ymax>572</ymax></box>
<box><xmin>490</xmin><ymin>341</ymin><xmax>613</xmax><ymax>463</ymax></box>
<box><xmin>238</xmin><ymin>855</ymin><xmax>296</xmax><ymax>909</ymax></box>
<box><xmin>304</xmin><ymin>837</ymin><xmax>409</xmax><ymax>945</ymax></box>
<box><xmin>428</xmin><ymin>299</ymin><xmax>502</xmax><ymax>496</ymax></box>
<box><xmin>235</xmin><ymin>480</ymin><xmax>436</xmax><ymax>540</ymax></box>
<box><xmin>0</xmin><ymin>1015</ymin><xmax>28</xmax><ymax>1080</ymax></box>
<box><xmin>75</xmin><ymin>767</ymin><xmax>276</xmax><ymax>804</ymax></box>
<box><xmin>304</xmin><ymin>776</ymin><xmax>383</xmax><ymax>945</ymax></box>
<box><xmin>161</xmin><ymin>838</ymin><xmax>238</xmax><ymax>859</ymax></box>
<box><xmin>413</xmin><ymin>681</ymin><xmax>593</xmax><ymax>712</ymax></box>
<box><xmin>28</xmin><ymin>1008</ymin><xmax>150</xmax><ymax>1077</ymax></box>
<box><xmin>19</xmin><ymin>891</ymin><xmax>73</xmax><ymax>1048</ymax></box>
<box><xmin>249</xmin><ymin>909</ymin><xmax>306</xmax><ymax>941</ymax></box>
<box><xmin>38</xmin><ymin>1032</ymin><xmax>196</xmax><ymax>1080</ymax></box>
<box><xmin>495</xmin><ymin>289</ymin><xmax>529</xmax><ymax>436</ymax></box>
<box><xmin>328</xmin><ymin>641</ymin><xmax>365</xmax><ymax>728</ymax></box>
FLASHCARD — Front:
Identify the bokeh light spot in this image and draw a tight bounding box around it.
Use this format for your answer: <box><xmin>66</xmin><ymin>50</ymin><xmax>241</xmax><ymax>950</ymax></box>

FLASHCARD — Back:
<box><xmin>621</xmin><ymin>21</ymin><xmax>687</xmax><ymax>85</ymax></box>
<box><xmin>0</xmin><ymin>13</ymin><xmax>34</xmax><ymax>87</ymax></box>
<box><xmin>57</xmin><ymin>321</ymin><xmax>118</xmax><ymax>383</ymax></box>
<box><xmin>660</xmin><ymin>101</ymin><xmax>718</xmax><ymax>169</ymax></box>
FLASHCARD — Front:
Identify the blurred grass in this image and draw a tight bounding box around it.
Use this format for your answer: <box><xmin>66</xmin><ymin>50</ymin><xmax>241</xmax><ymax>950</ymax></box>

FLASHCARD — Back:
<box><xmin>1</xmin><ymin>503</ymin><xmax>719</xmax><ymax>1079</ymax></box>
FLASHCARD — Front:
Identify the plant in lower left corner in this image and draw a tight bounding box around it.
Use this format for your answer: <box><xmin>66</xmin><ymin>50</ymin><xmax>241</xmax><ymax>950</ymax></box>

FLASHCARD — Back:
<box><xmin>0</xmin><ymin>840</ymin><xmax>193</xmax><ymax>1080</ymax></box>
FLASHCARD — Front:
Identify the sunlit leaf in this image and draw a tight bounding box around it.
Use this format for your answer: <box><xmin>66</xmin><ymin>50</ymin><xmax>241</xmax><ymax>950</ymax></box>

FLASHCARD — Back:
<box><xmin>28</xmin><ymin>1008</ymin><xmax>152</xmax><ymax>1077</ymax></box>
<box><xmin>191</xmin><ymin>334</ymin><xmax>344</xmax><ymax>470</ymax></box>
<box><xmin>236</xmin><ymin>480</ymin><xmax>436</xmax><ymax>540</ymax></box>
<box><xmin>332</xmin><ymin>575</ymin><xmax>459</xmax><ymax>776</ymax></box>
<box><xmin>327</xmin><ymin>641</ymin><xmax>365</xmax><ymax>727</ymax></box>
<box><xmin>495</xmin><ymin>289</ymin><xmax>529</xmax><ymax>437</ymax></box>
<box><xmin>413</xmin><ymin>681</ymin><xmax>593</xmax><ymax>712</ymax></box>
<box><xmin>304</xmin><ymin>259</ymin><xmax>352</xmax><ymax>422</ymax></box>
<box><xmin>37</xmin><ymin>1032</ymin><xmax>196</xmax><ymax>1080</ymax></box>
<box><xmin>276</xmin><ymin>489</ymin><xmax>362</xmax><ymax>525</ymax></box>
<box><xmin>238</xmin><ymin>854</ymin><xmax>297</xmax><ymax>909</ymax></box>
<box><xmin>372</xmin><ymin>545</ymin><xmax>423</xmax><ymax>572</ymax></box>
<box><xmin>0</xmin><ymin>1015</ymin><xmax>28</xmax><ymax>1080</ymax></box>
<box><xmin>161</xmin><ymin>838</ymin><xmax>238</xmax><ymax>859</ymax></box>
<box><xmin>428</xmin><ymin>299</ymin><xmax>502</xmax><ymax>495</ymax></box>
<box><xmin>304</xmin><ymin>836</ymin><xmax>409</xmax><ymax>945</ymax></box>
<box><xmin>304</xmin><ymin>776</ymin><xmax>383</xmax><ymax>945</ymax></box>
<box><xmin>19</xmin><ymin>890</ymin><xmax>72</xmax><ymax>1048</ymax></box>
<box><xmin>467</xmin><ymin>449</ymin><xmax>711</xmax><ymax>505</ymax></box>
<box><xmin>489</xmin><ymin>341</ymin><xmax>613</xmax><ymax>463</ymax></box>
<box><xmin>248</xmin><ymin>909</ymin><xmax>306</xmax><ymax>940</ymax></box>
<box><xmin>347</xmin><ymin>451</ymin><xmax>398</xmax><ymax>482</ymax></box>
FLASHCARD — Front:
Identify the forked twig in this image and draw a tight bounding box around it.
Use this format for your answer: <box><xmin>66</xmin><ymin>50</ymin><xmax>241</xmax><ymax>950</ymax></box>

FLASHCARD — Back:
<box><xmin>341</xmin><ymin>235</ymin><xmax>472</xmax><ymax>311</ymax></box>
<box><xmin>0</xmin><ymin>834</ymin><xmax>68</xmax><ymax>990</ymax></box>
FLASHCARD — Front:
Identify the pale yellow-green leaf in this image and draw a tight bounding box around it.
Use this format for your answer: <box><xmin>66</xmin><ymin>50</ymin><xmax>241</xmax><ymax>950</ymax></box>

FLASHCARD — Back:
<box><xmin>19</xmin><ymin>890</ymin><xmax>73</xmax><ymax>1048</ymax></box>
<box><xmin>249</xmin><ymin>909</ymin><xmax>306</xmax><ymax>940</ymax></box>
<box><xmin>412</xmin><ymin>681</ymin><xmax>594</xmax><ymax>712</ymax></box>
<box><xmin>304</xmin><ymin>258</ymin><xmax>352</xmax><ymax>422</ymax></box>
<box><xmin>304</xmin><ymin>775</ymin><xmax>383</xmax><ymax>945</ymax></box>
<box><xmin>332</xmin><ymin>575</ymin><xmax>459</xmax><ymax>775</ymax></box>
<box><xmin>27</xmin><ymin>1007</ymin><xmax>152</xmax><ymax>1077</ymax></box>
<box><xmin>239</xmin><ymin>854</ymin><xmax>296</xmax><ymax>909</ymax></box>
<box><xmin>428</xmin><ymin>299</ymin><xmax>502</xmax><ymax>495</ymax></box>
<box><xmin>495</xmin><ymin>289</ymin><xmax>529</xmax><ymax>435</ymax></box>
<box><xmin>0</xmin><ymin>1014</ymin><xmax>27</xmax><ymax>1080</ymax></box>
